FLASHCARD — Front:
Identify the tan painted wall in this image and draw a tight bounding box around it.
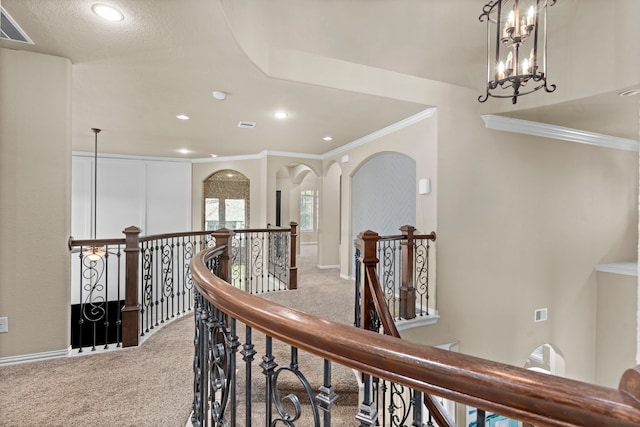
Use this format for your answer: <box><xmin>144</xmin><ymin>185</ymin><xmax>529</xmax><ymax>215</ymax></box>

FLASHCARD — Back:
<box><xmin>427</xmin><ymin>100</ymin><xmax>638</xmax><ymax>382</ymax></box>
<box><xmin>0</xmin><ymin>49</ymin><xmax>72</xmax><ymax>358</ymax></box>
<box><xmin>595</xmin><ymin>271</ymin><xmax>637</xmax><ymax>388</ymax></box>
<box><xmin>318</xmin><ymin>162</ymin><xmax>341</xmax><ymax>267</ymax></box>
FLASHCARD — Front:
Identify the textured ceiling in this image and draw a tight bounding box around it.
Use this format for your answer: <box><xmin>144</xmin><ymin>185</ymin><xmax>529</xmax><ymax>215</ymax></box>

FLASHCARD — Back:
<box><xmin>1</xmin><ymin>0</ymin><xmax>638</xmax><ymax>159</ymax></box>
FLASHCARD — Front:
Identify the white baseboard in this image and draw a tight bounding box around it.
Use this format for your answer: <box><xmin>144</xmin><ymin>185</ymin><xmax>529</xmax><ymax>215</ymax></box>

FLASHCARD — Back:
<box><xmin>340</xmin><ymin>273</ymin><xmax>353</xmax><ymax>280</ymax></box>
<box><xmin>0</xmin><ymin>347</ymin><xmax>71</xmax><ymax>365</ymax></box>
<box><xmin>316</xmin><ymin>264</ymin><xmax>340</xmax><ymax>270</ymax></box>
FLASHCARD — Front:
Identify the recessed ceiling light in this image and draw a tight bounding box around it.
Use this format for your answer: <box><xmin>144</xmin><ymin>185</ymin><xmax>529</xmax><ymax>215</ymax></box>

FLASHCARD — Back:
<box><xmin>210</xmin><ymin>154</ymin><xmax>218</xmax><ymax>158</ymax></box>
<box><xmin>212</xmin><ymin>91</ymin><xmax>227</xmax><ymax>101</ymax></box>
<box><xmin>177</xmin><ymin>148</ymin><xmax>191</xmax><ymax>154</ymax></box>
<box><xmin>91</xmin><ymin>4</ymin><xmax>124</xmax><ymax>21</ymax></box>
<box><xmin>323</xmin><ymin>136</ymin><xmax>333</xmax><ymax>141</ymax></box>
<box><xmin>274</xmin><ymin>111</ymin><xmax>289</xmax><ymax>119</ymax></box>
<box><xmin>619</xmin><ymin>89</ymin><xmax>640</xmax><ymax>97</ymax></box>
<box><xmin>176</xmin><ymin>114</ymin><xmax>190</xmax><ymax>120</ymax></box>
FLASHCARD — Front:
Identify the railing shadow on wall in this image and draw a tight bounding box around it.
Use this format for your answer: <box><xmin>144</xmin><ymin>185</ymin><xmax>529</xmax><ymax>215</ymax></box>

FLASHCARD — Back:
<box><xmin>67</xmin><ymin>223</ymin><xmax>298</xmax><ymax>353</ymax></box>
<box><xmin>191</xmin><ymin>235</ymin><xmax>640</xmax><ymax>427</ymax></box>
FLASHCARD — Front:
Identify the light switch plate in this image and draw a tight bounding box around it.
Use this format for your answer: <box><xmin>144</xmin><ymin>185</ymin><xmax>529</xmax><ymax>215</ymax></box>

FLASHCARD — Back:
<box><xmin>0</xmin><ymin>317</ymin><xmax>8</xmax><ymax>333</ymax></box>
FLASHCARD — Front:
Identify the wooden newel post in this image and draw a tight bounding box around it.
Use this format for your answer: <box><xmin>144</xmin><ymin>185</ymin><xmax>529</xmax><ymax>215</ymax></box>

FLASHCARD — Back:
<box><xmin>122</xmin><ymin>225</ymin><xmax>141</xmax><ymax>348</ymax></box>
<box><xmin>359</xmin><ymin>230</ymin><xmax>380</xmax><ymax>331</ymax></box>
<box><xmin>211</xmin><ymin>228</ymin><xmax>234</xmax><ymax>283</ymax></box>
<box><xmin>619</xmin><ymin>365</ymin><xmax>640</xmax><ymax>409</ymax></box>
<box><xmin>289</xmin><ymin>222</ymin><xmax>298</xmax><ymax>290</ymax></box>
<box><xmin>399</xmin><ymin>225</ymin><xmax>416</xmax><ymax>320</ymax></box>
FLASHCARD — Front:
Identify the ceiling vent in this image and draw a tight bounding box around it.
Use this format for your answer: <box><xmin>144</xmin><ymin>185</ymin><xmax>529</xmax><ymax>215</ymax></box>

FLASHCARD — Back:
<box><xmin>1</xmin><ymin>7</ymin><xmax>34</xmax><ymax>44</ymax></box>
<box><xmin>237</xmin><ymin>121</ymin><xmax>256</xmax><ymax>129</ymax></box>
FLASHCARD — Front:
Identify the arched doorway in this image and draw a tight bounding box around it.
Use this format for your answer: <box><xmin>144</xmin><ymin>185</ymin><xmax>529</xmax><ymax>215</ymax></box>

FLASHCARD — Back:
<box><xmin>203</xmin><ymin>169</ymin><xmax>250</xmax><ymax>230</ymax></box>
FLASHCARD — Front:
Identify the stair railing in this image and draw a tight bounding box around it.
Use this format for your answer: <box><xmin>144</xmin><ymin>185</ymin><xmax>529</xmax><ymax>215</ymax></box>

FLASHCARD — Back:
<box><xmin>191</xmin><ymin>238</ymin><xmax>640</xmax><ymax>427</ymax></box>
<box><xmin>357</xmin><ymin>228</ymin><xmax>453</xmax><ymax>426</ymax></box>
<box><xmin>67</xmin><ymin>222</ymin><xmax>298</xmax><ymax>352</ymax></box>
<box><xmin>354</xmin><ymin>225</ymin><xmax>436</xmax><ymax>327</ymax></box>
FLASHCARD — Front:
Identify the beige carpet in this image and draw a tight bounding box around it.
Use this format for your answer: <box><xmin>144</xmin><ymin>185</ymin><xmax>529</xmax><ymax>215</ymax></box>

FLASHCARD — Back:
<box><xmin>0</xmin><ymin>245</ymin><xmax>358</xmax><ymax>426</ymax></box>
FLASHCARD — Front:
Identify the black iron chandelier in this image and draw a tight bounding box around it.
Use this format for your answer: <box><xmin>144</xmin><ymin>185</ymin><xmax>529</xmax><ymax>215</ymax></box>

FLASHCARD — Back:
<box><xmin>479</xmin><ymin>0</ymin><xmax>557</xmax><ymax>104</ymax></box>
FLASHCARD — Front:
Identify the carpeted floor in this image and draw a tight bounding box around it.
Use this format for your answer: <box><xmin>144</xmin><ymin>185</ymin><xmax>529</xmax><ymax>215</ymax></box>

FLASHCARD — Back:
<box><xmin>0</xmin><ymin>244</ymin><xmax>357</xmax><ymax>426</ymax></box>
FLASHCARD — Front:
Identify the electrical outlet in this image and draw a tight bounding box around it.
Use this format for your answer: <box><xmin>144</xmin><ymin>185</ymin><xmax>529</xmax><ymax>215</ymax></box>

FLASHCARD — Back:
<box><xmin>0</xmin><ymin>317</ymin><xmax>8</xmax><ymax>333</ymax></box>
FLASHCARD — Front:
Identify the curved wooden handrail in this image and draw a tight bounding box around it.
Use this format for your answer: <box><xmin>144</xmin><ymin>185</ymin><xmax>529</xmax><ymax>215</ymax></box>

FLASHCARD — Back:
<box><xmin>192</xmin><ymin>246</ymin><xmax>640</xmax><ymax>427</ymax></box>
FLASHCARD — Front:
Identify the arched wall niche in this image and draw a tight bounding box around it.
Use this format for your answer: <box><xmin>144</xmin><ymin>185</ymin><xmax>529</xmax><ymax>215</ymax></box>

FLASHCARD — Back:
<box><xmin>351</xmin><ymin>151</ymin><xmax>416</xmax><ymax>247</ymax></box>
<box><xmin>203</xmin><ymin>169</ymin><xmax>250</xmax><ymax>230</ymax></box>
<box><xmin>524</xmin><ymin>343</ymin><xmax>566</xmax><ymax>377</ymax></box>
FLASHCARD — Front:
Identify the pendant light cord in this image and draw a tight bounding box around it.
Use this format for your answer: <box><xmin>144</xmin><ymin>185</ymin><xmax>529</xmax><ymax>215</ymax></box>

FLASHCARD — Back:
<box><xmin>91</xmin><ymin>128</ymin><xmax>101</xmax><ymax>240</ymax></box>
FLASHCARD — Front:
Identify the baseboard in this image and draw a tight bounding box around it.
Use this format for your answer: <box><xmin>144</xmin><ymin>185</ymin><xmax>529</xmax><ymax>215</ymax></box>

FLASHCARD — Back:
<box><xmin>340</xmin><ymin>273</ymin><xmax>354</xmax><ymax>280</ymax></box>
<box><xmin>0</xmin><ymin>347</ymin><xmax>71</xmax><ymax>366</ymax></box>
<box><xmin>316</xmin><ymin>264</ymin><xmax>340</xmax><ymax>270</ymax></box>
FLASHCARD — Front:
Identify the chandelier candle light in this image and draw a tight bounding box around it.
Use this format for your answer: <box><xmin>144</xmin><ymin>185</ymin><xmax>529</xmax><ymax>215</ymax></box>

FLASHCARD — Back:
<box><xmin>479</xmin><ymin>0</ymin><xmax>557</xmax><ymax>104</ymax></box>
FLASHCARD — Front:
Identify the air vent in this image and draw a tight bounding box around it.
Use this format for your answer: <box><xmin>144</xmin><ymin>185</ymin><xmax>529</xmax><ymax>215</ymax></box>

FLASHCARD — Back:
<box><xmin>1</xmin><ymin>6</ymin><xmax>33</xmax><ymax>44</ymax></box>
<box><xmin>534</xmin><ymin>308</ymin><xmax>548</xmax><ymax>323</ymax></box>
<box><xmin>237</xmin><ymin>121</ymin><xmax>256</xmax><ymax>129</ymax></box>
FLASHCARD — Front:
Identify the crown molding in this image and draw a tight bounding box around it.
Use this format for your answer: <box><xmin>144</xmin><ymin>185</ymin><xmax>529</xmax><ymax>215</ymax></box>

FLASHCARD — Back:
<box><xmin>190</xmin><ymin>107</ymin><xmax>436</xmax><ymax>163</ymax></box>
<box><xmin>481</xmin><ymin>115</ymin><xmax>640</xmax><ymax>152</ymax></box>
<box><xmin>73</xmin><ymin>151</ymin><xmax>192</xmax><ymax>163</ymax></box>
<box><xmin>322</xmin><ymin>108</ymin><xmax>436</xmax><ymax>160</ymax></box>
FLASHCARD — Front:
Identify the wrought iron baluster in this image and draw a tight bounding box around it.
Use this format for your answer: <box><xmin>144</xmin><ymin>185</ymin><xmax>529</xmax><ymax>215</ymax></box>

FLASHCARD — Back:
<box><xmin>241</xmin><ymin>325</ymin><xmax>256</xmax><ymax>426</ymax></box>
<box><xmin>141</xmin><ymin>242</ymin><xmax>153</xmax><ymax>335</ymax></box>
<box><xmin>354</xmin><ymin>247</ymin><xmax>362</xmax><ymax>327</ymax></box>
<box><xmin>415</xmin><ymin>238</ymin><xmax>431</xmax><ymax>316</ymax></box>
<box><xmin>317</xmin><ymin>359</ymin><xmax>337</xmax><ymax>427</ymax></box>
<box><xmin>184</xmin><ymin>237</ymin><xmax>195</xmax><ymax>311</ymax></box>
<box><xmin>77</xmin><ymin>248</ymin><xmax>84</xmax><ymax>352</ymax></box>
<box><xmin>389</xmin><ymin>381</ymin><xmax>410</xmax><ymax>426</ymax></box>
<box><xmin>169</xmin><ymin>238</ymin><xmax>176</xmax><ymax>319</ymax></box>
<box><xmin>227</xmin><ymin>317</ymin><xmax>239</xmax><ymax>427</ymax></box>
<box><xmin>79</xmin><ymin>251</ymin><xmax>107</xmax><ymax>352</ymax></box>
<box><xmin>192</xmin><ymin>292</ymin><xmax>205</xmax><ymax>427</ymax></box>
<box><xmin>115</xmin><ymin>245</ymin><xmax>122</xmax><ymax>347</ymax></box>
<box><xmin>477</xmin><ymin>408</ymin><xmax>486</xmax><ymax>427</ymax></box>
<box><xmin>250</xmin><ymin>233</ymin><xmax>265</xmax><ymax>293</ymax></box>
<box><xmin>356</xmin><ymin>373</ymin><xmax>377</xmax><ymax>427</ymax></box>
<box><xmin>154</xmin><ymin>241</ymin><xmax>160</xmax><ymax>328</ymax></box>
<box><xmin>261</xmin><ymin>336</ymin><xmax>277</xmax><ymax>425</ymax></box>
<box><xmin>271</xmin><ymin>347</ymin><xmax>320</xmax><ymax>426</ymax></box>
<box><xmin>412</xmin><ymin>390</ymin><xmax>423</xmax><ymax>427</ymax></box>
<box><xmin>103</xmin><ymin>247</ymin><xmax>110</xmax><ymax>349</ymax></box>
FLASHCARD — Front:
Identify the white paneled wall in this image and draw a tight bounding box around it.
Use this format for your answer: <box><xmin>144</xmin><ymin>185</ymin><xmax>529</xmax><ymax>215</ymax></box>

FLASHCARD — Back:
<box><xmin>72</xmin><ymin>155</ymin><xmax>192</xmax><ymax>238</ymax></box>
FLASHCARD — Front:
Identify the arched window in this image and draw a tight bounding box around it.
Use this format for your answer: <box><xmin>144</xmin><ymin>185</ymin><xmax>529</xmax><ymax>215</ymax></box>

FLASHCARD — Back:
<box><xmin>203</xmin><ymin>169</ymin><xmax>250</xmax><ymax>230</ymax></box>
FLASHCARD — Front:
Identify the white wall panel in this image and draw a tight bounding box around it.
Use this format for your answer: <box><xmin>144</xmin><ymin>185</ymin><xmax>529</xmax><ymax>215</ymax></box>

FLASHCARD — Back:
<box><xmin>145</xmin><ymin>161</ymin><xmax>191</xmax><ymax>234</ymax></box>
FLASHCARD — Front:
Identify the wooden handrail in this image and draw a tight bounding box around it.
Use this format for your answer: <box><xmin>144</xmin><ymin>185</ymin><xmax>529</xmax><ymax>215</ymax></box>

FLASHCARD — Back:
<box><xmin>68</xmin><ymin>226</ymin><xmax>294</xmax><ymax>248</ymax></box>
<box><xmin>192</xmin><ymin>246</ymin><xmax>640</xmax><ymax>427</ymax></box>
